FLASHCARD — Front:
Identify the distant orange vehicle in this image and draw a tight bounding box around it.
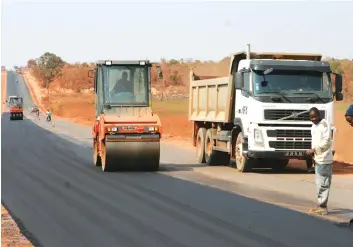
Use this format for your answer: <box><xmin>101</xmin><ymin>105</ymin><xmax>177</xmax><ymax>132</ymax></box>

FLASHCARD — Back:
<box><xmin>7</xmin><ymin>96</ymin><xmax>24</xmax><ymax>120</ymax></box>
<box><xmin>88</xmin><ymin>60</ymin><xmax>163</xmax><ymax>172</ymax></box>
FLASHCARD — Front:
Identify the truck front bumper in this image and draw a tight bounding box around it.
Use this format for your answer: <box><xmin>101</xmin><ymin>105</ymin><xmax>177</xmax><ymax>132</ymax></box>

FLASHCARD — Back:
<box><xmin>244</xmin><ymin>150</ymin><xmax>310</xmax><ymax>160</ymax></box>
<box><xmin>244</xmin><ymin>150</ymin><xmax>335</xmax><ymax>160</ymax></box>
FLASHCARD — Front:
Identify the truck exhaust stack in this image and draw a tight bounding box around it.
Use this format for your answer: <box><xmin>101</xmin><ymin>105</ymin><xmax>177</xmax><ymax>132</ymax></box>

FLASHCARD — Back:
<box><xmin>246</xmin><ymin>44</ymin><xmax>251</xmax><ymax>59</ymax></box>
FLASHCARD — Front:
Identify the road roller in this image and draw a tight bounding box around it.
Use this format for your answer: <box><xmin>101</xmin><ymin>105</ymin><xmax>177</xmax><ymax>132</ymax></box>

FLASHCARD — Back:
<box><xmin>7</xmin><ymin>95</ymin><xmax>24</xmax><ymax>120</ymax></box>
<box><xmin>89</xmin><ymin>60</ymin><xmax>163</xmax><ymax>172</ymax></box>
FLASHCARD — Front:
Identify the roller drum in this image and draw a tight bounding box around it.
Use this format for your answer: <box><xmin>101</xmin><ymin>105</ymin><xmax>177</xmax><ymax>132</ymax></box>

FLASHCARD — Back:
<box><xmin>105</xmin><ymin>141</ymin><xmax>160</xmax><ymax>171</ymax></box>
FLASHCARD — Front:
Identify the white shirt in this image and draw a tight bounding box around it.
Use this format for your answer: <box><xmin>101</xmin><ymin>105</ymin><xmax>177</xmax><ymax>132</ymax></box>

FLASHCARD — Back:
<box><xmin>311</xmin><ymin>119</ymin><xmax>333</xmax><ymax>164</ymax></box>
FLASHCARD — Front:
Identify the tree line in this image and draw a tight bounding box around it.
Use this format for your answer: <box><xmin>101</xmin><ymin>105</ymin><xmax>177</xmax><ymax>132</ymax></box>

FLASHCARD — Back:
<box><xmin>25</xmin><ymin>52</ymin><xmax>349</xmax><ymax>90</ymax></box>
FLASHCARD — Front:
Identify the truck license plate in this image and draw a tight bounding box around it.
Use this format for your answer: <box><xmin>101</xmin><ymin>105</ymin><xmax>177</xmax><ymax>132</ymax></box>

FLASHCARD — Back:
<box><xmin>285</xmin><ymin>151</ymin><xmax>304</xmax><ymax>156</ymax></box>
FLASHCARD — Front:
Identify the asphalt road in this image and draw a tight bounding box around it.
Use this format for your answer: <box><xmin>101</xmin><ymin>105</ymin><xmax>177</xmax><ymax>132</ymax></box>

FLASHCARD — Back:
<box><xmin>2</xmin><ymin>71</ymin><xmax>352</xmax><ymax>247</ymax></box>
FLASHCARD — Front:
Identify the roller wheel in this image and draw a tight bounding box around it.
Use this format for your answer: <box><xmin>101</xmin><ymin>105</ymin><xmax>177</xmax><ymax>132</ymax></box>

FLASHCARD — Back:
<box><xmin>196</xmin><ymin>128</ymin><xmax>207</xmax><ymax>163</ymax></box>
<box><xmin>100</xmin><ymin>141</ymin><xmax>111</xmax><ymax>172</ymax></box>
<box><xmin>235</xmin><ymin>132</ymin><xmax>253</xmax><ymax>172</ymax></box>
<box><xmin>146</xmin><ymin>160</ymin><xmax>160</xmax><ymax>172</ymax></box>
<box><xmin>204</xmin><ymin>129</ymin><xmax>230</xmax><ymax>166</ymax></box>
<box><xmin>93</xmin><ymin>139</ymin><xmax>102</xmax><ymax>167</ymax></box>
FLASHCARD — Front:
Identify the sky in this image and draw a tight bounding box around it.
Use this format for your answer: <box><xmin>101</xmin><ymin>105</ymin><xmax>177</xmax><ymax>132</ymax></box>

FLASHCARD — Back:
<box><xmin>1</xmin><ymin>0</ymin><xmax>353</xmax><ymax>68</ymax></box>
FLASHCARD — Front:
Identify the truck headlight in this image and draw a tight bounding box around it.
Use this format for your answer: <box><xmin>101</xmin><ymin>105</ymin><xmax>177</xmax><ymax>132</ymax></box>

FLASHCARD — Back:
<box><xmin>254</xmin><ymin>129</ymin><xmax>263</xmax><ymax>144</ymax></box>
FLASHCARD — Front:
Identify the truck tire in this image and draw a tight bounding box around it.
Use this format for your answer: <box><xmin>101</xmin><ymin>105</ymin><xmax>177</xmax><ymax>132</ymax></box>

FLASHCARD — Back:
<box><xmin>93</xmin><ymin>139</ymin><xmax>102</xmax><ymax>167</ymax></box>
<box><xmin>100</xmin><ymin>141</ymin><xmax>111</xmax><ymax>172</ymax></box>
<box><xmin>204</xmin><ymin>129</ymin><xmax>230</xmax><ymax>166</ymax></box>
<box><xmin>20</xmin><ymin>113</ymin><xmax>23</xmax><ymax>120</ymax></box>
<box><xmin>235</xmin><ymin>132</ymin><xmax>253</xmax><ymax>172</ymax></box>
<box><xmin>196</xmin><ymin>127</ymin><xmax>207</xmax><ymax>163</ymax></box>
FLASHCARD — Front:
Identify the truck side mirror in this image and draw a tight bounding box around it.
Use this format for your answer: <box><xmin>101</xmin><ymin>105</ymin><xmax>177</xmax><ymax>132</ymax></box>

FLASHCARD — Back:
<box><xmin>88</xmin><ymin>70</ymin><xmax>95</xmax><ymax>79</ymax></box>
<box><xmin>88</xmin><ymin>69</ymin><xmax>97</xmax><ymax>92</ymax></box>
<box><xmin>335</xmin><ymin>92</ymin><xmax>343</xmax><ymax>101</ymax></box>
<box><xmin>234</xmin><ymin>72</ymin><xmax>244</xmax><ymax>89</ymax></box>
<box><xmin>334</xmin><ymin>74</ymin><xmax>343</xmax><ymax>101</ymax></box>
<box><xmin>335</xmin><ymin>74</ymin><xmax>342</xmax><ymax>92</ymax></box>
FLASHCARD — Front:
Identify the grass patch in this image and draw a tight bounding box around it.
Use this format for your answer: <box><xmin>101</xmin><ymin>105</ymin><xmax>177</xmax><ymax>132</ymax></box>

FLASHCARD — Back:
<box><xmin>152</xmin><ymin>99</ymin><xmax>189</xmax><ymax>115</ymax></box>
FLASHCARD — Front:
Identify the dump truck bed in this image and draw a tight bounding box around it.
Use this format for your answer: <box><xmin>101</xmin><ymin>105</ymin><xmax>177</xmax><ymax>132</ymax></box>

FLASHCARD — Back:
<box><xmin>188</xmin><ymin>70</ymin><xmax>234</xmax><ymax>123</ymax></box>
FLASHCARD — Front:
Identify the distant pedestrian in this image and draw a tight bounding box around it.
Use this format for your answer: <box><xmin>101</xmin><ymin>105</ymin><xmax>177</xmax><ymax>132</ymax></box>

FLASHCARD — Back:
<box><xmin>306</xmin><ymin>107</ymin><xmax>333</xmax><ymax>215</ymax></box>
<box><xmin>344</xmin><ymin>104</ymin><xmax>353</xmax><ymax>225</ymax></box>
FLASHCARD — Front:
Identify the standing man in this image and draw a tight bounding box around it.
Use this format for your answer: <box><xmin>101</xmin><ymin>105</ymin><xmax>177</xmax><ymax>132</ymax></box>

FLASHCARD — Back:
<box><xmin>344</xmin><ymin>104</ymin><xmax>353</xmax><ymax>225</ymax></box>
<box><xmin>306</xmin><ymin>107</ymin><xmax>333</xmax><ymax>215</ymax></box>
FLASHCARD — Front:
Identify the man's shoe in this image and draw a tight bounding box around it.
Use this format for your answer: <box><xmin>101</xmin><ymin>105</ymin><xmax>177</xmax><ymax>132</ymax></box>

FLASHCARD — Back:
<box><xmin>310</xmin><ymin>207</ymin><xmax>328</xmax><ymax>215</ymax></box>
<box><xmin>308</xmin><ymin>167</ymin><xmax>315</xmax><ymax>173</ymax></box>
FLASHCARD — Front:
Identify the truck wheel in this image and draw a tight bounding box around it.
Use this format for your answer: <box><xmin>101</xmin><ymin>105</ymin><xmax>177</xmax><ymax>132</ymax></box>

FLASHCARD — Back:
<box><xmin>100</xmin><ymin>141</ymin><xmax>111</xmax><ymax>172</ymax></box>
<box><xmin>10</xmin><ymin>114</ymin><xmax>13</xmax><ymax>121</ymax></box>
<box><xmin>196</xmin><ymin>128</ymin><xmax>207</xmax><ymax>163</ymax></box>
<box><xmin>235</xmin><ymin>132</ymin><xmax>253</xmax><ymax>172</ymax></box>
<box><xmin>204</xmin><ymin>129</ymin><xmax>230</xmax><ymax>166</ymax></box>
<box><xmin>20</xmin><ymin>113</ymin><xmax>23</xmax><ymax>120</ymax></box>
<box><xmin>93</xmin><ymin>139</ymin><xmax>102</xmax><ymax>167</ymax></box>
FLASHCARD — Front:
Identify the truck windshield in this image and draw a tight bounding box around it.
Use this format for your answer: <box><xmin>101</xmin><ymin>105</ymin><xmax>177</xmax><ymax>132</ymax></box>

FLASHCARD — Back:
<box><xmin>9</xmin><ymin>97</ymin><xmax>23</xmax><ymax>107</ymax></box>
<box><xmin>252</xmin><ymin>70</ymin><xmax>332</xmax><ymax>98</ymax></box>
<box><xmin>103</xmin><ymin>65</ymin><xmax>149</xmax><ymax>106</ymax></box>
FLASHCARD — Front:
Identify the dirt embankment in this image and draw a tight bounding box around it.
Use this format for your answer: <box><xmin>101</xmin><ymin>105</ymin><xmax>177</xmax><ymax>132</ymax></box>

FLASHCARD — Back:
<box><xmin>1</xmin><ymin>71</ymin><xmax>33</xmax><ymax>247</ymax></box>
<box><xmin>1</xmin><ymin>205</ymin><xmax>34</xmax><ymax>247</ymax></box>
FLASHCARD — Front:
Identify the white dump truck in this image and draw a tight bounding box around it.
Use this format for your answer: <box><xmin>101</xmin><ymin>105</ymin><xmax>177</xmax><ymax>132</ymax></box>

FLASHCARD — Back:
<box><xmin>189</xmin><ymin>44</ymin><xmax>344</xmax><ymax>172</ymax></box>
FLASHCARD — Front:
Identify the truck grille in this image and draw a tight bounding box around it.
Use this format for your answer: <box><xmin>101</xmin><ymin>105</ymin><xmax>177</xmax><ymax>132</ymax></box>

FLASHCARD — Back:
<box><xmin>267</xmin><ymin>129</ymin><xmax>311</xmax><ymax>138</ymax></box>
<box><xmin>269</xmin><ymin>141</ymin><xmax>311</xmax><ymax>150</ymax></box>
<box><xmin>264</xmin><ymin>109</ymin><xmax>325</xmax><ymax>121</ymax></box>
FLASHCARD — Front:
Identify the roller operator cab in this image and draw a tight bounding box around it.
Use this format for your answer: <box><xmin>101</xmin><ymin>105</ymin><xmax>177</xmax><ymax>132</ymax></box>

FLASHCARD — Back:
<box><xmin>189</xmin><ymin>44</ymin><xmax>344</xmax><ymax>173</ymax></box>
<box><xmin>89</xmin><ymin>60</ymin><xmax>163</xmax><ymax>172</ymax></box>
<box><xmin>7</xmin><ymin>96</ymin><xmax>24</xmax><ymax>120</ymax></box>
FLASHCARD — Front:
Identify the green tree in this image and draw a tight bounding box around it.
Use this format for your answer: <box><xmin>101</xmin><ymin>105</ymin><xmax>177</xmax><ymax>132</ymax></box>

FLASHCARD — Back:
<box><xmin>168</xmin><ymin>59</ymin><xmax>180</xmax><ymax>65</ymax></box>
<box><xmin>36</xmin><ymin>52</ymin><xmax>65</xmax><ymax>87</ymax></box>
<box><xmin>328</xmin><ymin>59</ymin><xmax>343</xmax><ymax>74</ymax></box>
<box><xmin>27</xmin><ymin>59</ymin><xmax>37</xmax><ymax>69</ymax></box>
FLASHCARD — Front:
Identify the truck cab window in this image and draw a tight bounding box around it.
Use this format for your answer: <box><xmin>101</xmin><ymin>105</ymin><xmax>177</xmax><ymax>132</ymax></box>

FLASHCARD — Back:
<box><xmin>253</xmin><ymin>70</ymin><xmax>332</xmax><ymax>98</ymax></box>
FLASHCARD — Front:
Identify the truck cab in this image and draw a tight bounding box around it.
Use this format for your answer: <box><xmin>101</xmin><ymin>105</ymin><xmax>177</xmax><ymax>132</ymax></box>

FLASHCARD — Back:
<box><xmin>189</xmin><ymin>45</ymin><xmax>343</xmax><ymax>172</ymax></box>
<box><xmin>233</xmin><ymin>50</ymin><xmax>343</xmax><ymax>169</ymax></box>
